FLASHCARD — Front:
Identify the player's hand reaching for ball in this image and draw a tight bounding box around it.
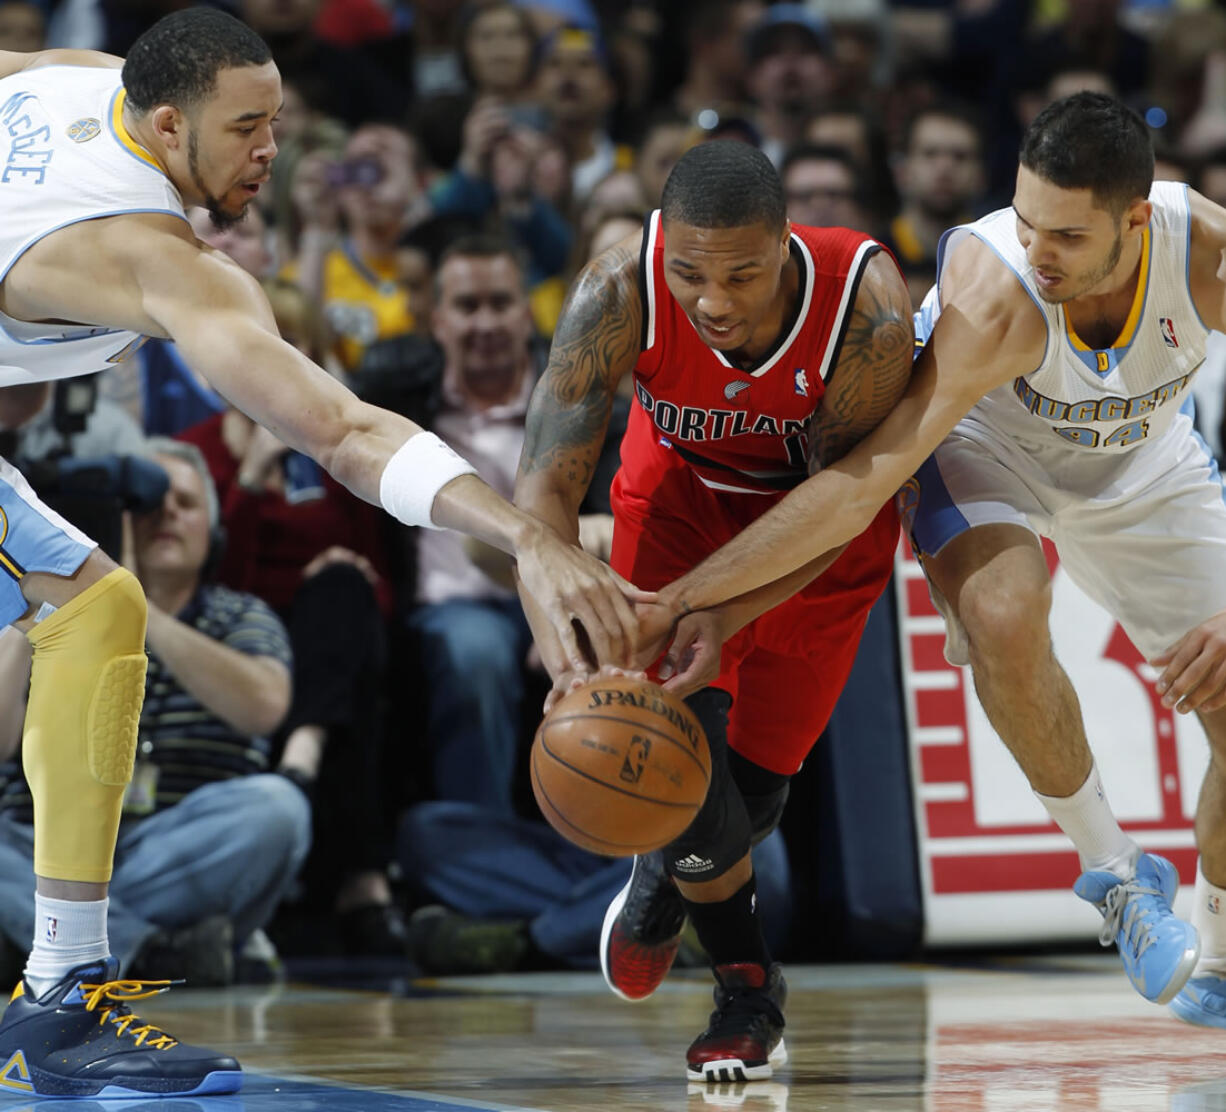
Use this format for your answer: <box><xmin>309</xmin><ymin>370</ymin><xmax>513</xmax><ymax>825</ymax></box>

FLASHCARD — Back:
<box><xmin>515</xmin><ymin>525</ymin><xmax>655</xmax><ymax>674</ymax></box>
<box><xmin>1152</xmin><ymin>609</ymin><xmax>1226</xmax><ymax>713</ymax></box>
<box><xmin>542</xmin><ymin>663</ymin><xmax>648</xmax><ymax>715</ymax></box>
<box><xmin>629</xmin><ymin>598</ymin><xmax>680</xmax><ymax>671</ymax></box>
<box><xmin>657</xmin><ymin>610</ymin><xmax>727</xmax><ymax>697</ymax></box>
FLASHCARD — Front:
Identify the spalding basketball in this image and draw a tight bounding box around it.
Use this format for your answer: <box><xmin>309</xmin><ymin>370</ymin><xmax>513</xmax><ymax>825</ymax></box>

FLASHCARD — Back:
<box><xmin>530</xmin><ymin>676</ymin><xmax>711</xmax><ymax>856</ymax></box>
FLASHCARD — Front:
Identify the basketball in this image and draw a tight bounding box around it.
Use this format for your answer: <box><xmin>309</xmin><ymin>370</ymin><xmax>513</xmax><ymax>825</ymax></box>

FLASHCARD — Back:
<box><xmin>530</xmin><ymin>676</ymin><xmax>711</xmax><ymax>856</ymax></box>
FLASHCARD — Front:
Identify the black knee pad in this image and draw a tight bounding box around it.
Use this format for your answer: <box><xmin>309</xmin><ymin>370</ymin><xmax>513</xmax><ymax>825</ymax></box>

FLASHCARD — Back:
<box><xmin>662</xmin><ymin>691</ymin><xmax>794</xmax><ymax>881</ymax></box>
<box><xmin>729</xmin><ymin>748</ymin><xmax>790</xmax><ymax>846</ymax></box>
<box><xmin>662</xmin><ymin>688</ymin><xmax>751</xmax><ymax>882</ymax></box>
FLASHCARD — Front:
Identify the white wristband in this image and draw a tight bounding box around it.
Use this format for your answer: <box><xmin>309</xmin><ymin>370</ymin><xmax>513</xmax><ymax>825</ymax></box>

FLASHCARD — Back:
<box><xmin>379</xmin><ymin>432</ymin><xmax>478</xmax><ymax>529</ymax></box>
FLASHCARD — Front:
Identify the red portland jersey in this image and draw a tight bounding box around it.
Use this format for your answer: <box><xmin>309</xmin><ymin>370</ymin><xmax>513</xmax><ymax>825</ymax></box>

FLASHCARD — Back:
<box><xmin>618</xmin><ymin>211</ymin><xmax>883</xmax><ymax>498</ymax></box>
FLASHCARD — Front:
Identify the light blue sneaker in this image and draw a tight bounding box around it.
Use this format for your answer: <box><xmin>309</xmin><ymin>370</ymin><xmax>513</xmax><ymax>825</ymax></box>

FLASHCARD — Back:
<box><xmin>1074</xmin><ymin>852</ymin><xmax>1200</xmax><ymax>1005</ymax></box>
<box><xmin>1170</xmin><ymin>972</ymin><xmax>1226</xmax><ymax>1028</ymax></box>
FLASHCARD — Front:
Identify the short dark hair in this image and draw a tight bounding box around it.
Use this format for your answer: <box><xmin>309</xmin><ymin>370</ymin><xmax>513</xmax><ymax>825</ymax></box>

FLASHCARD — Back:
<box><xmin>780</xmin><ymin>142</ymin><xmax>860</xmax><ymax>186</ymax></box>
<box><xmin>661</xmin><ymin>141</ymin><xmax>786</xmax><ymax>232</ymax></box>
<box><xmin>123</xmin><ymin>8</ymin><xmax>272</xmax><ymax>115</ymax></box>
<box><xmin>1020</xmin><ymin>92</ymin><xmax>1153</xmax><ymax>214</ymax></box>
<box><xmin>434</xmin><ymin>233</ymin><xmax>527</xmax><ymax>299</ymax></box>
<box><xmin>900</xmin><ymin>99</ymin><xmax>984</xmax><ymax>157</ymax></box>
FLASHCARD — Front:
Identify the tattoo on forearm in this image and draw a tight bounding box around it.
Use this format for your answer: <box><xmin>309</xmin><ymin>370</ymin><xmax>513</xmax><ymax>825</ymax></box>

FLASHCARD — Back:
<box><xmin>808</xmin><ymin>266</ymin><xmax>913</xmax><ymax>471</ymax></box>
<box><xmin>520</xmin><ymin>244</ymin><xmax>642</xmax><ymax>488</ymax></box>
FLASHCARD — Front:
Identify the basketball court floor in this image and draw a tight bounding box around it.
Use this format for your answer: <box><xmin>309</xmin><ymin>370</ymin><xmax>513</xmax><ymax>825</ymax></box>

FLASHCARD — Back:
<box><xmin>4</xmin><ymin>954</ymin><xmax>1222</xmax><ymax>1112</ymax></box>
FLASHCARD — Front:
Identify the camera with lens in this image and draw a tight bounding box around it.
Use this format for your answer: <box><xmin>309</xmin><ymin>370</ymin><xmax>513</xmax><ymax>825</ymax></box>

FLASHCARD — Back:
<box><xmin>0</xmin><ymin>376</ymin><xmax>168</xmax><ymax>561</ymax></box>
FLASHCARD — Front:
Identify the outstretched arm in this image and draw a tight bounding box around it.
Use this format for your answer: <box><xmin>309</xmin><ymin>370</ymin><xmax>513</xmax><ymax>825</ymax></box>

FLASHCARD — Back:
<box><xmin>514</xmin><ymin>234</ymin><xmax>646</xmax><ymax>676</ymax></box>
<box><xmin>118</xmin><ymin>219</ymin><xmax>638</xmax><ymax>673</ymax></box>
<box><xmin>0</xmin><ymin>49</ymin><xmax>122</xmax><ymax>78</ymax></box>
<box><xmin>656</xmin><ymin>240</ymin><xmax>1043</xmax><ymax>617</ymax></box>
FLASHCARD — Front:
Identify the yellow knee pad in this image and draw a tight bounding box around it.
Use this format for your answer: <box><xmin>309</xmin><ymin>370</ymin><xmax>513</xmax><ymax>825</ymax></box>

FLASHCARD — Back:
<box><xmin>23</xmin><ymin>567</ymin><xmax>147</xmax><ymax>883</ymax></box>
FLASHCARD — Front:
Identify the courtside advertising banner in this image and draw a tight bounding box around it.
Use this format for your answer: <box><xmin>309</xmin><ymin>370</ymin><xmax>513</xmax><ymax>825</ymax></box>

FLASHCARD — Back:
<box><xmin>895</xmin><ymin>539</ymin><xmax>1206</xmax><ymax>944</ymax></box>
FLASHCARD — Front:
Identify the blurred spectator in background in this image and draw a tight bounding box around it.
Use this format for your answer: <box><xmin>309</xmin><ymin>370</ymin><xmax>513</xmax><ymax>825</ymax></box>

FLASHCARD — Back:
<box><xmin>291</xmin><ymin>124</ymin><xmax>426</xmax><ymax>374</ymax></box>
<box><xmin>0</xmin><ymin>0</ymin><xmax>43</xmax><ymax>51</ymax></box>
<box><xmin>429</xmin><ymin>97</ymin><xmax>574</xmax><ymax>332</ymax></box>
<box><xmin>1021</xmin><ymin>0</ymin><xmax>1150</xmax><ymax>107</ymax></box>
<box><xmin>781</xmin><ymin>142</ymin><xmax>874</xmax><ymax>234</ymax></box>
<box><xmin>399</xmin><ymin>800</ymin><xmax>793</xmax><ymax>975</ymax></box>
<box><xmin>818</xmin><ymin>0</ymin><xmax>888</xmax><ymax>102</ymax></box>
<box><xmin>537</xmin><ymin>24</ymin><xmax>628</xmax><ymax>203</ymax></box>
<box><xmin>404</xmin><ymin>236</ymin><xmax>541</xmax><ymax>814</ymax></box>
<box><xmin>745</xmin><ymin>3</ymin><xmax>835</xmax><ymax>166</ymax></box>
<box><xmin>0</xmin><ymin>376</ymin><xmax>145</xmax><ymax>466</ymax></box>
<box><xmin>0</xmin><ymin>441</ymin><xmax>304</xmax><ymax>986</ymax></box>
<box><xmin>883</xmin><ymin>100</ymin><xmax>986</xmax><ymax>306</ymax></box>
<box><xmin>460</xmin><ymin>1</ymin><xmax>541</xmax><ymax>110</ymax></box>
<box><xmin>806</xmin><ymin>101</ymin><xmax>898</xmax><ymax>224</ymax></box>
<box><xmin>239</xmin><ymin>0</ymin><xmax>408</xmax><ymax>125</ymax></box>
<box><xmin>673</xmin><ymin>0</ymin><xmax>764</xmax><ymax>120</ymax></box>
<box><xmin>177</xmin><ymin>280</ymin><xmax>402</xmax><ymax>957</ymax></box>
<box><xmin>634</xmin><ymin>111</ymin><xmax>693</xmax><ymax>208</ymax></box>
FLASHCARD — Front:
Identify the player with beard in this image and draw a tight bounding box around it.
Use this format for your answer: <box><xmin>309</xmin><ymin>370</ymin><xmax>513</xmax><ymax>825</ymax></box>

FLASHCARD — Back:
<box><xmin>0</xmin><ymin>8</ymin><xmax>644</xmax><ymax>1098</ymax></box>
<box><xmin>635</xmin><ymin>92</ymin><xmax>1226</xmax><ymax>1027</ymax></box>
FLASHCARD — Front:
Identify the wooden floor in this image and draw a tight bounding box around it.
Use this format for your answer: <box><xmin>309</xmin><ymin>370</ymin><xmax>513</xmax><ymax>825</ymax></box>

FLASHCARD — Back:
<box><xmin>9</xmin><ymin>956</ymin><xmax>1226</xmax><ymax>1112</ymax></box>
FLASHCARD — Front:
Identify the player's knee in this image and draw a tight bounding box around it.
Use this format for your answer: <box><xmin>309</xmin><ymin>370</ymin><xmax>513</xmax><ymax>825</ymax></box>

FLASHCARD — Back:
<box><xmin>28</xmin><ymin>567</ymin><xmax>148</xmax><ymax>787</ymax></box>
<box><xmin>663</xmin><ymin>763</ymin><xmax>749</xmax><ymax>881</ymax></box>
<box><xmin>959</xmin><ymin>577</ymin><xmax>1051</xmax><ymax>658</ymax></box>
<box><xmin>744</xmin><ymin>784</ymin><xmax>789</xmax><ymax>846</ymax></box>
<box><xmin>243</xmin><ymin>775</ymin><xmax>312</xmax><ymax>859</ymax></box>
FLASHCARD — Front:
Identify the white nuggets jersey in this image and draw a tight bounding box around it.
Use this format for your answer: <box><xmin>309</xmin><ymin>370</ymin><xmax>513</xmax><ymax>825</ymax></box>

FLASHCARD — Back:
<box><xmin>920</xmin><ymin>181</ymin><xmax>1205</xmax><ymax>456</ymax></box>
<box><xmin>0</xmin><ymin>65</ymin><xmax>186</xmax><ymax>386</ymax></box>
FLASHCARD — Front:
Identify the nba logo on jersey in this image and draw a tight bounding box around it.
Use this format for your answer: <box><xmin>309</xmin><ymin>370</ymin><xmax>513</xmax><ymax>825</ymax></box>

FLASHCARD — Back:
<box><xmin>1210</xmin><ymin>894</ymin><xmax>1221</xmax><ymax>915</ymax></box>
<box><xmin>1160</xmin><ymin>317</ymin><xmax>1180</xmax><ymax>348</ymax></box>
<box><xmin>44</xmin><ymin>917</ymin><xmax>56</xmax><ymax>942</ymax></box>
<box><xmin>794</xmin><ymin>368</ymin><xmax>810</xmax><ymax>396</ymax></box>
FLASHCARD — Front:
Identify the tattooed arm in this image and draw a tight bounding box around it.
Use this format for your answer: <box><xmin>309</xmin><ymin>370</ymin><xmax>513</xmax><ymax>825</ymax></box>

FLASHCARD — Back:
<box><xmin>808</xmin><ymin>251</ymin><xmax>916</xmax><ymax>473</ymax></box>
<box><xmin>514</xmin><ymin>235</ymin><xmax>645</xmax><ymax>677</ymax></box>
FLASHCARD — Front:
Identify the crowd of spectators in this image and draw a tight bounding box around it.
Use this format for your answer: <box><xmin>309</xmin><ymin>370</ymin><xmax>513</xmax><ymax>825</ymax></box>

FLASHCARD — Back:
<box><xmin>2</xmin><ymin>0</ymin><xmax>1226</xmax><ymax>980</ymax></box>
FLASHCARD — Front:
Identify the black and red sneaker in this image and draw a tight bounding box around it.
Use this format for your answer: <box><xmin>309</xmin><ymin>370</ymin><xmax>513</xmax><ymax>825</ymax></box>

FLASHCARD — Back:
<box><xmin>600</xmin><ymin>851</ymin><xmax>687</xmax><ymax>1001</ymax></box>
<box><xmin>686</xmin><ymin>962</ymin><xmax>787</xmax><ymax>1083</ymax></box>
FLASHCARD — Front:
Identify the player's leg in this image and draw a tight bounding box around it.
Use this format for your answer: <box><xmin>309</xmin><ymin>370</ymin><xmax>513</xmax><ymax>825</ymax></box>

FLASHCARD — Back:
<box><xmin>0</xmin><ymin>459</ymin><xmax>240</xmax><ymax>1097</ymax></box>
<box><xmin>1170</xmin><ymin>703</ymin><xmax>1226</xmax><ymax>1025</ymax></box>
<box><xmin>911</xmin><ymin>436</ymin><xmax>1198</xmax><ymax>1004</ymax></box>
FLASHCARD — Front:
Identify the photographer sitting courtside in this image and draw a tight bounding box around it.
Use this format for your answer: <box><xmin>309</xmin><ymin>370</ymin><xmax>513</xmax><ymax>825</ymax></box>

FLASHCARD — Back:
<box><xmin>0</xmin><ymin>440</ymin><xmax>309</xmax><ymax>985</ymax></box>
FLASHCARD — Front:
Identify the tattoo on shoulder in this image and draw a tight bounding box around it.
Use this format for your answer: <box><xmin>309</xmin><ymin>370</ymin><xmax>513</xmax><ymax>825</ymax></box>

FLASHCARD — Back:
<box><xmin>521</xmin><ymin>244</ymin><xmax>642</xmax><ymax>485</ymax></box>
<box><xmin>808</xmin><ymin>262</ymin><xmax>913</xmax><ymax>471</ymax></box>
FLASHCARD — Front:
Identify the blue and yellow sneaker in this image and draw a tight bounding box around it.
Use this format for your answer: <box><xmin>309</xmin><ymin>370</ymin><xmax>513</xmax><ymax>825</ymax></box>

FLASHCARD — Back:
<box><xmin>1074</xmin><ymin>852</ymin><xmax>1200</xmax><ymax>1005</ymax></box>
<box><xmin>0</xmin><ymin>959</ymin><xmax>242</xmax><ymax>1098</ymax></box>
<box><xmin>1169</xmin><ymin>971</ymin><xmax>1226</xmax><ymax>1028</ymax></box>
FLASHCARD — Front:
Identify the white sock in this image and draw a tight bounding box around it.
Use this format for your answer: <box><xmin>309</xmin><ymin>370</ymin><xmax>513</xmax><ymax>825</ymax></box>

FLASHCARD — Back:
<box><xmin>1034</xmin><ymin>762</ymin><xmax>1138</xmax><ymax>878</ymax></box>
<box><xmin>24</xmin><ymin>894</ymin><xmax>110</xmax><ymax>998</ymax></box>
<box><xmin>1192</xmin><ymin>862</ymin><xmax>1226</xmax><ymax>977</ymax></box>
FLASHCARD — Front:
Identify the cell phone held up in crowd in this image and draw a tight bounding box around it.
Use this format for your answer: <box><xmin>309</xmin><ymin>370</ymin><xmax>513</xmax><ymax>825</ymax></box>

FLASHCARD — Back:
<box><xmin>327</xmin><ymin>156</ymin><xmax>384</xmax><ymax>189</ymax></box>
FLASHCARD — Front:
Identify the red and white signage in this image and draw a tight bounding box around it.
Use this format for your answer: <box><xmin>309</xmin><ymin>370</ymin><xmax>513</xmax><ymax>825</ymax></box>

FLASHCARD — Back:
<box><xmin>895</xmin><ymin>540</ymin><xmax>1206</xmax><ymax>945</ymax></box>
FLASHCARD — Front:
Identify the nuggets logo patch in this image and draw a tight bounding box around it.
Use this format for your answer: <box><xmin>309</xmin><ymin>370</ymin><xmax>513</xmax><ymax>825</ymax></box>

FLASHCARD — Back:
<box><xmin>0</xmin><ymin>1050</ymin><xmax>33</xmax><ymax>1092</ymax></box>
<box><xmin>895</xmin><ymin>476</ymin><xmax>921</xmax><ymax>535</ymax></box>
<box><xmin>66</xmin><ymin>117</ymin><xmax>101</xmax><ymax>143</ymax></box>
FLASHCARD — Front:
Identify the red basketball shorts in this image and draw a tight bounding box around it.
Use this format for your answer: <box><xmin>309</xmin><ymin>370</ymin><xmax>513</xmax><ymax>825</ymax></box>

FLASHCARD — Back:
<box><xmin>610</xmin><ymin>460</ymin><xmax>898</xmax><ymax>775</ymax></box>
